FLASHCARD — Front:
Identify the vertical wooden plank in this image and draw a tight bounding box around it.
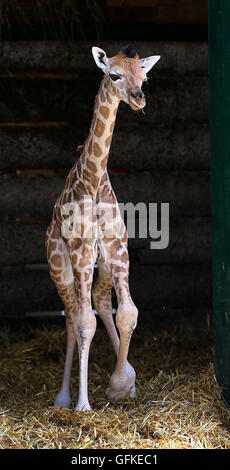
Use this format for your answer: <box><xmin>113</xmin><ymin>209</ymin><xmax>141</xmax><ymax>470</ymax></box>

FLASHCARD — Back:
<box><xmin>209</xmin><ymin>0</ymin><xmax>230</xmax><ymax>406</ymax></box>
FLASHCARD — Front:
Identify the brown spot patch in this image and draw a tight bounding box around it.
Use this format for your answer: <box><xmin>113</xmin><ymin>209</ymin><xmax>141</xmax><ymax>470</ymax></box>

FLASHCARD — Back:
<box><xmin>87</xmin><ymin>138</ymin><xmax>93</xmax><ymax>154</ymax></box>
<box><xmin>100</xmin><ymin>88</ymin><xmax>106</xmax><ymax>102</ymax></box>
<box><xmin>69</xmin><ymin>238</ymin><xmax>82</xmax><ymax>251</ymax></box>
<box><xmin>71</xmin><ymin>253</ymin><xmax>78</xmax><ymax>265</ymax></box>
<box><xmin>79</xmin><ymin>249</ymin><xmax>91</xmax><ymax>268</ymax></box>
<box><xmin>121</xmin><ymin>251</ymin><xmax>129</xmax><ymax>263</ymax></box>
<box><xmin>100</xmin><ymin>105</ymin><xmax>110</xmax><ymax>119</ymax></box>
<box><xmin>111</xmin><ymin>239</ymin><xmax>122</xmax><ymax>252</ymax></box>
<box><xmin>105</xmin><ymin>134</ymin><xmax>112</xmax><ymax>147</ymax></box>
<box><xmin>95</xmin><ymin>118</ymin><xmax>105</xmax><ymax>138</ymax></box>
<box><xmin>87</xmin><ymin>158</ymin><xmax>97</xmax><ymax>173</ymax></box>
<box><xmin>106</xmin><ymin>92</ymin><xmax>112</xmax><ymax>104</ymax></box>
<box><xmin>93</xmin><ymin>142</ymin><xmax>103</xmax><ymax>157</ymax></box>
<box><xmin>83</xmin><ymin>168</ymin><xmax>99</xmax><ymax>188</ymax></box>
<box><xmin>112</xmin><ymin>265</ymin><xmax>127</xmax><ymax>273</ymax></box>
<box><xmin>51</xmin><ymin>254</ymin><xmax>62</xmax><ymax>268</ymax></box>
<box><xmin>100</xmin><ymin>172</ymin><xmax>108</xmax><ymax>186</ymax></box>
<box><xmin>110</xmin><ymin>121</ymin><xmax>115</xmax><ymax>133</ymax></box>
<box><xmin>100</xmin><ymin>155</ymin><xmax>108</xmax><ymax>169</ymax></box>
<box><xmin>84</xmin><ymin>272</ymin><xmax>90</xmax><ymax>282</ymax></box>
<box><xmin>47</xmin><ymin>239</ymin><xmax>57</xmax><ymax>253</ymax></box>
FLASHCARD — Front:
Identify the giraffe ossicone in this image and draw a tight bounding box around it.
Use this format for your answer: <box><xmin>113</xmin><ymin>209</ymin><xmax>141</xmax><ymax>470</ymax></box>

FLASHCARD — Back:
<box><xmin>46</xmin><ymin>45</ymin><xmax>160</xmax><ymax>411</ymax></box>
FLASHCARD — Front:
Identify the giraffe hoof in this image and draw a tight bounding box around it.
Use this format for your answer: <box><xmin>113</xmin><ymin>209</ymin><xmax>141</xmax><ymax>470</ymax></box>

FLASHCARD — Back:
<box><xmin>106</xmin><ymin>384</ymin><xmax>136</xmax><ymax>402</ymax></box>
<box><xmin>106</xmin><ymin>363</ymin><xmax>137</xmax><ymax>403</ymax></box>
<box><xmin>75</xmin><ymin>401</ymin><xmax>91</xmax><ymax>412</ymax></box>
<box><xmin>54</xmin><ymin>392</ymin><xmax>71</xmax><ymax>409</ymax></box>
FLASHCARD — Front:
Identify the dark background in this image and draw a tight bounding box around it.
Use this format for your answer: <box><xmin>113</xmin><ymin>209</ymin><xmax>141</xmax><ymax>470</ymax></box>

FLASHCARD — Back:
<box><xmin>0</xmin><ymin>0</ymin><xmax>208</xmax><ymax>42</ymax></box>
<box><xmin>0</xmin><ymin>0</ymin><xmax>210</xmax><ymax>330</ymax></box>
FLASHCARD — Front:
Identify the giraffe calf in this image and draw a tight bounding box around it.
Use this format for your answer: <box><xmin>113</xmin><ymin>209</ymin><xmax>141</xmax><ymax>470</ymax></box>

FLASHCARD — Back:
<box><xmin>46</xmin><ymin>44</ymin><xmax>160</xmax><ymax>411</ymax></box>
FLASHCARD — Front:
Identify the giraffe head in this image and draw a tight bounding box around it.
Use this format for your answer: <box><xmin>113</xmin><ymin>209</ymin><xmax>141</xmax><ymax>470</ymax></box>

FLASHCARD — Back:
<box><xmin>92</xmin><ymin>44</ymin><xmax>160</xmax><ymax>111</ymax></box>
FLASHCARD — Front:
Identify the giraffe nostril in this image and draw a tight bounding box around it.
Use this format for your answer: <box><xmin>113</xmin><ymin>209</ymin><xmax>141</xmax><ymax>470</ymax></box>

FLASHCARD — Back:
<box><xmin>131</xmin><ymin>90</ymin><xmax>143</xmax><ymax>100</ymax></box>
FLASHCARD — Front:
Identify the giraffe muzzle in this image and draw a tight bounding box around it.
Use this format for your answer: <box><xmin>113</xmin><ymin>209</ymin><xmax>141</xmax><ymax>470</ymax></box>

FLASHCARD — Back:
<box><xmin>128</xmin><ymin>89</ymin><xmax>146</xmax><ymax>111</ymax></box>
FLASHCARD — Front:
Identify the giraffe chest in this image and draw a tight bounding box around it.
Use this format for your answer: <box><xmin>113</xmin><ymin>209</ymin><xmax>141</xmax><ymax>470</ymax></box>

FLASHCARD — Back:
<box><xmin>58</xmin><ymin>194</ymin><xmax>126</xmax><ymax>245</ymax></box>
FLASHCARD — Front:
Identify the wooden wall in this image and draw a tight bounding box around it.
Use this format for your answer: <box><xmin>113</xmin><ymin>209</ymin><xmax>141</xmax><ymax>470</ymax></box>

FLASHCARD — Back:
<box><xmin>104</xmin><ymin>0</ymin><xmax>208</xmax><ymax>25</ymax></box>
<box><xmin>1</xmin><ymin>1</ymin><xmax>208</xmax><ymax>27</ymax></box>
<box><xmin>0</xmin><ymin>41</ymin><xmax>211</xmax><ymax>328</ymax></box>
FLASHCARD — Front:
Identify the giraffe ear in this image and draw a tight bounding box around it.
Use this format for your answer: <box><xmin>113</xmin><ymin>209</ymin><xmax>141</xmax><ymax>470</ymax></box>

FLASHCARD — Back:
<box><xmin>140</xmin><ymin>55</ymin><xmax>161</xmax><ymax>73</ymax></box>
<box><xmin>92</xmin><ymin>47</ymin><xmax>109</xmax><ymax>72</ymax></box>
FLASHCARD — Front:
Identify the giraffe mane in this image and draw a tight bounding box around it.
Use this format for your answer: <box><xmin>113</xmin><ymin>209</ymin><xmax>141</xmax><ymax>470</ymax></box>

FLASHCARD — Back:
<box><xmin>120</xmin><ymin>44</ymin><xmax>137</xmax><ymax>59</ymax></box>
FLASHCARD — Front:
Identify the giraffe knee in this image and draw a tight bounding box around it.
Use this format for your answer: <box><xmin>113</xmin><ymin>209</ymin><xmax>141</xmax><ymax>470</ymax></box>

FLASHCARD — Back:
<box><xmin>76</xmin><ymin>308</ymin><xmax>97</xmax><ymax>343</ymax></box>
<box><xmin>116</xmin><ymin>304</ymin><xmax>138</xmax><ymax>335</ymax></box>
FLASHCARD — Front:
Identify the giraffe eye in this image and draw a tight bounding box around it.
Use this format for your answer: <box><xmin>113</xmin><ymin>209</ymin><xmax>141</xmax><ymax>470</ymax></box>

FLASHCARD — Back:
<box><xmin>109</xmin><ymin>73</ymin><xmax>121</xmax><ymax>81</ymax></box>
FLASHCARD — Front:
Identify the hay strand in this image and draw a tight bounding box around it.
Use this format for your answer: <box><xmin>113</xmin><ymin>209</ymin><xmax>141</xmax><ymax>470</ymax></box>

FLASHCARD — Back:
<box><xmin>0</xmin><ymin>325</ymin><xmax>230</xmax><ymax>449</ymax></box>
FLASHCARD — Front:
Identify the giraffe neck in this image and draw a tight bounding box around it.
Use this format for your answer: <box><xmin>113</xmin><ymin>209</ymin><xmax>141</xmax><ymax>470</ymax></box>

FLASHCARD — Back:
<box><xmin>79</xmin><ymin>77</ymin><xmax>120</xmax><ymax>194</ymax></box>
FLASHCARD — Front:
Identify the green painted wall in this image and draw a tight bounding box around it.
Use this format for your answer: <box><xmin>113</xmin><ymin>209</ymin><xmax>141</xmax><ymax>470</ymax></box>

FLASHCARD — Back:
<box><xmin>209</xmin><ymin>0</ymin><xmax>230</xmax><ymax>406</ymax></box>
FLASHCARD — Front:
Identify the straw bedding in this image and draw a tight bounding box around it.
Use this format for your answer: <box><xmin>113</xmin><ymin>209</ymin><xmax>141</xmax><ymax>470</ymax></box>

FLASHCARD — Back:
<box><xmin>0</xmin><ymin>323</ymin><xmax>230</xmax><ymax>449</ymax></box>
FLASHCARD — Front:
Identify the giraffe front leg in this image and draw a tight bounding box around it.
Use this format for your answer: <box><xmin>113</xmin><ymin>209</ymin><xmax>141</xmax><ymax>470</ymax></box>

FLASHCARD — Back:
<box><xmin>107</xmin><ymin>303</ymin><xmax>138</xmax><ymax>402</ymax></box>
<box><xmin>75</xmin><ymin>305</ymin><xmax>96</xmax><ymax>411</ymax></box>
<box><xmin>106</xmin><ymin>272</ymin><xmax>138</xmax><ymax>402</ymax></box>
<box><xmin>70</xmin><ymin>242</ymin><xmax>97</xmax><ymax>411</ymax></box>
<box><xmin>92</xmin><ymin>257</ymin><xmax>136</xmax><ymax>393</ymax></box>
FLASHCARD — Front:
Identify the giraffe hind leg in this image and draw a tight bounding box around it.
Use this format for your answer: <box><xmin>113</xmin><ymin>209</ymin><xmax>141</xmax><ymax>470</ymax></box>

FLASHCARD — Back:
<box><xmin>92</xmin><ymin>256</ymin><xmax>119</xmax><ymax>354</ymax></box>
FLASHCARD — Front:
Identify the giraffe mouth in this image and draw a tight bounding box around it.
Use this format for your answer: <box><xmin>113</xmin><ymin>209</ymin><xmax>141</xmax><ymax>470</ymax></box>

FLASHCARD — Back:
<box><xmin>129</xmin><ymin>96</ymin><xmax>146</xmax><ymax>111</ymax></box>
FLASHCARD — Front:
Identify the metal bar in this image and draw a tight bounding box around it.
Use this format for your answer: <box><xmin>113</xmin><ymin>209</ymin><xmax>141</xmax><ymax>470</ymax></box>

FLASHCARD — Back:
<box><xmin>25</xmin><ymin>308</ymin><xmax>116</xmax><ymax>318</ymax></box>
